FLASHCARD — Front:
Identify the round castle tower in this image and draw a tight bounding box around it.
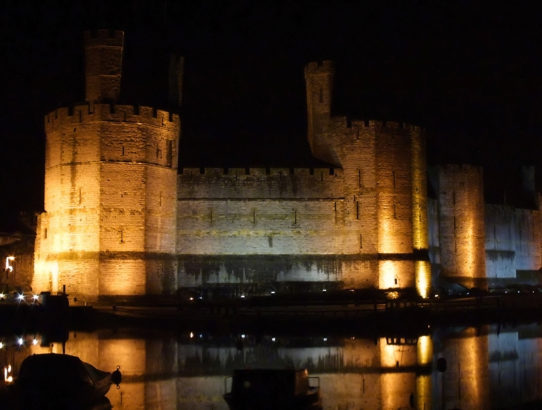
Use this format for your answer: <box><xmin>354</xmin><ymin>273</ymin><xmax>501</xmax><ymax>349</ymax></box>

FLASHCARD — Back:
<box><xmin>304</xmin><ymin>61</ymin><xmax>431</xmax><ymax>297</ymax></box>
<box><xmin>33</xmin><ymin>30</ymin><xmax>180</xmax><ymax>300</ymax></box>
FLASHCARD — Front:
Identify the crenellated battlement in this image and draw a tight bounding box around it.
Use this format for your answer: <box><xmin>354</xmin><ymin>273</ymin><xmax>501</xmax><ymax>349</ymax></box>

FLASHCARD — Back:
<box><xmin>83</xmin><ymin>29</ymin><xmax>124</xmax><ymax>47</ymax></box>
<box><xmin>304</xmin><ymin>60</ymin><xmax>335</xmax><ymax>75</ymax></box>
<box><xmin>178</xmin><ymin>167</ymin><xmax>343</xmax><ymax>199</ymax></box>
<box><xmin>180</xmin><ymin>166</ymin><xmax>341</xmax><ymax>178</ymax></box>
<box><xmin>44</xmin><ymin>104</ymin><xmax>180</xmax><ymax>132</ymax></box>
<box><xmin>330</xmin><ymin>116</ymin><xmax>421</xmax><ymax>133</ymax></box>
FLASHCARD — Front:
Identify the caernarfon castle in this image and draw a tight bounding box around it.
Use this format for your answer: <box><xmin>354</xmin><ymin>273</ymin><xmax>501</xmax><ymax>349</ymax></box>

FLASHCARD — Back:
<box><xmin>31</xmin><ymin>30</ymin><xmax>542</xmax><ymax>301</ymax></box>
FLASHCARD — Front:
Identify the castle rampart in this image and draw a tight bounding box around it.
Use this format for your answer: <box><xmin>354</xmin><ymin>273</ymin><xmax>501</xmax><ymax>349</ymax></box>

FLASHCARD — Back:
<box><xmin>178</xmin><ymin>167</ymin><xmax>343</xmax><ymax>199</ymax></box>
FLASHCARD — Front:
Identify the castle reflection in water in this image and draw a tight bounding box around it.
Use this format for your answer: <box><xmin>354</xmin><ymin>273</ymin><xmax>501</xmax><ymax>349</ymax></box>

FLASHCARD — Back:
<box><xmin>1</xmin><ymin>324</ymin><xmax>541</xmax><ymax>409</ymax></box>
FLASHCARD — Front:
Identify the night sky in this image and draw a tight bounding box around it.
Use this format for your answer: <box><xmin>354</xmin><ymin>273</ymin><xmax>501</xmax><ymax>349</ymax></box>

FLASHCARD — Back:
<box><xmin>1</xmin><ymin>1</ymin><xmax>541</xmax><ymax>230</ymax></box>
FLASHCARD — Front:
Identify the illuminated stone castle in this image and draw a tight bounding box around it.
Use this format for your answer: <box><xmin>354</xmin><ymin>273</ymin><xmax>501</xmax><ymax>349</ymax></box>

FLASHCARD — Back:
<box><xmin>32</xmin><ymin>30</ymin><xmax>542</xmax><ymax>300</ymax></box>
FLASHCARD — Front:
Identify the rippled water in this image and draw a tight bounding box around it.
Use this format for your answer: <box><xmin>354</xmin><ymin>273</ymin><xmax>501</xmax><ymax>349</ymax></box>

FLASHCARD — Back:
<box><xmin>1</xmin><ymin>322</ymin><xmax>541</xmax><ymax>409</ymax></box>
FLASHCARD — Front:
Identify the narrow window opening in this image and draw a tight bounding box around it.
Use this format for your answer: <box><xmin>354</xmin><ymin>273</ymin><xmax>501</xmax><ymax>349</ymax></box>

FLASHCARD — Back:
<box><xmin>356</xmin><ymin>201</ymin><xmax>360</xmax><ymax>220</ymax></box>
<box><xmin>334</xmin><ymin>202</ymin><xmax>337</xmax><ymax>224</ymax></box>
<box><xmin>120</xmin><ymin>229</ymin><xmax>124</xmax><ymax>244</ymax></box>
<box><xmin>167</xmin><ymin>140</ymin><xmax>173</xmax><ymax>166</ymax></box>
<box><xmin>268</xmin><ymin>236</ymin><xmax>273</xmax><ymax>248</ymax></box>
<box><xmin>359</xmin><ymin>234</ymin><xmax>363</xmax><ymax>249</ymax></box>
<box><xmin>159</xmin><ymin>192</ymin><xmax>162</xmax><ymax>207</ymax></box>
<box><xmin>293</xmin><ymin>209</ymin><xmax>297</xmax><ymax>225</ymax></box>
<box><xmin>121</xmin><ymin>145</ymin><xmax>125</xmax><ymax>156</ymax></box>
<box><xmin>44</xmin><ymin>228</ymin><xmax>47</xmax><ymax>239</ymax></box>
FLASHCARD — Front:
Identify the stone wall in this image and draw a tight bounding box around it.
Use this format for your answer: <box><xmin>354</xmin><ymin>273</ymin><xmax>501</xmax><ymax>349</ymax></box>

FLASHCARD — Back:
<box><xmin>485</xmin><ymin>203</ymin><xmax>541</xmax><ymax>283</ymax></box>
<box><xmin>435</xmin><ymin>164</ymin><xmax>486</xmax><ymax>288</ymax></box>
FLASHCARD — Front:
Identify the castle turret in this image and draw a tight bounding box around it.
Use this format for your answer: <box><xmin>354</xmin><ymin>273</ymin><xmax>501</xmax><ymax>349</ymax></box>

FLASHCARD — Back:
<box><xmin>33</xmin><ymin>31</ymin><xmax>180</xmax><ymax>300</ymax></box>
<box><xmin>304</xmin><ymin>60</ymin><xmax>430</xmax><ymax>296</ymax></box>
<box><xmin>84</xmin><ymin>30</ymin><xmax>124</xmax><ymax>103</ymax></box>
<box><xmin>304</xmin><ymin>60</ymin><xmax>336</xmax><ymax>165</ymax></box>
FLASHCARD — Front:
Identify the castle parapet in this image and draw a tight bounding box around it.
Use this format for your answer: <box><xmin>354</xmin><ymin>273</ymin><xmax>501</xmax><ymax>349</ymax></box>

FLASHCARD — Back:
<box><xmin>178</xmin><ymin>167</ymin><xmax>343</xmax><ymax>199</ymax></box>
<box><xmin>44</xmin><ymin>104</ymin><xmax>180</xmax><ymax>133</ymax></box>
<box><xmin>304</xmin><ymin>60</ymin><xmax>335</xmax><ymax>75</ymax></box>
<box><xmin>331</xmin><ymin>116</ymin><xmax>422</xmax><ymax>133</ymax></box>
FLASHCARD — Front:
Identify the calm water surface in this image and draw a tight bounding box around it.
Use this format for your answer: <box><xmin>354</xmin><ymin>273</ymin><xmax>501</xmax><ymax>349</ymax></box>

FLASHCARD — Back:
<box><xmin>1</xmin><ymin>322</ymin><xmax>542</xmax><ymax>409</ymax></box>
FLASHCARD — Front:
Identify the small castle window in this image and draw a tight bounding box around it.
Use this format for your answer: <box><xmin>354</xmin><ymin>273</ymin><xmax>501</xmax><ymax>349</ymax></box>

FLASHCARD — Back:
<box><xmin>44</xmin><ymin>228</ymin><xmax>47</xmax><ymax>239</ymax></box>
<box><xmin>166</xmin><ymin>141</ymin><xmax>173</xmax><ymax>166</ymax></box>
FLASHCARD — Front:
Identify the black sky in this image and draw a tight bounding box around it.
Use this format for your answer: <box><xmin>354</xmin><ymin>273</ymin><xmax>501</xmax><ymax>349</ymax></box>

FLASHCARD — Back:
<box><xmin>1</xmin><ymin>1</ymin><xmax>542</xmax><ymax>228</ymax></box>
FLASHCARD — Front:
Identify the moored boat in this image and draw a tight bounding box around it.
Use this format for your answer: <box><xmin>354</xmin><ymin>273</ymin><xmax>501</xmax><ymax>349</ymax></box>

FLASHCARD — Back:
<box><xmin>224</xmin><ymin>368</ymin><xmax>321</xmax><ymax>410</ymax></box>
<box><xmin>1</xmin><ymin>353</ymin><xmax>120</xmax><ymax>409</ymax></box>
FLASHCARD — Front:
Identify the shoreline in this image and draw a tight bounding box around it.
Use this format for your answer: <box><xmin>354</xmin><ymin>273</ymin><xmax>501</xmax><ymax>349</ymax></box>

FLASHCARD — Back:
<box><xmin>1</xmin><ymin>294</ymin><xmax>542</xmax><ymax>335</ymax></box>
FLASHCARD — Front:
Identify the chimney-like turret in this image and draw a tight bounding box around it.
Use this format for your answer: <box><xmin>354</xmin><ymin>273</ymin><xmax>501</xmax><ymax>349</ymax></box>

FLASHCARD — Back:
<box><xmin>84</xmin><ymin>29</ymin><xmax>124</xmax><ymax>103</ymax></box>
<box><xmin>168</xmin><ymin>54</ymin><xmax>184</xmax><ymax>108</ymax></box>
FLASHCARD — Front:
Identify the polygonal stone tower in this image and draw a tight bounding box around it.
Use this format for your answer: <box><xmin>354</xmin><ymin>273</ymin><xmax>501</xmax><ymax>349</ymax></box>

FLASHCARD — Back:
<box><xmin>305</xmin><ymin>61</ymin><xmax>431</xmax><ymax>297</ymax></box>
<box><xmin>33</xmin><ymin>30</ymin><xmax>180</xmax><ymax>301</ymax></box>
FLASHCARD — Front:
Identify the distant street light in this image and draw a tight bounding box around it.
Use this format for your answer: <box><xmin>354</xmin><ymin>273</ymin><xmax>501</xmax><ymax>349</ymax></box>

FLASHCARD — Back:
<box><xmin>5</xmin><ymin>256</ymin><xmax>14</xmax><ymax>273</ymax></box>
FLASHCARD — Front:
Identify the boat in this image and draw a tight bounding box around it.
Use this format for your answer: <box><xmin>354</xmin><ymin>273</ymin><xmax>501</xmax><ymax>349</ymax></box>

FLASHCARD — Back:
<box><xmin>0</xmin><ymin>353</ymin><xmax>121</xmax><ymax>410</ymax></box>
<box><xmin>224</xmin><ymin>368</ymin><xmax>321</xmax><ymax>410</ymax></box>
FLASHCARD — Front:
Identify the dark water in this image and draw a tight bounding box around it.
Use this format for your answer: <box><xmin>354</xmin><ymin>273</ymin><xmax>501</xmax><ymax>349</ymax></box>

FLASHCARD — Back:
<box><xmin>1</xmin><ymin>322</ymin><xmax>541</xmax><ymax>409</ymax></box>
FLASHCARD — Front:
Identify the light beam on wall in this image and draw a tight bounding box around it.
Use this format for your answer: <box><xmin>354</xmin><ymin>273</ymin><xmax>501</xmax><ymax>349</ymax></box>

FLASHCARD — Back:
<box><xmin>415</xmin><ymin>261</ymin><xmax>431</xmax><ymax>299</ymax></box>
